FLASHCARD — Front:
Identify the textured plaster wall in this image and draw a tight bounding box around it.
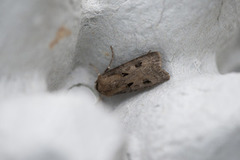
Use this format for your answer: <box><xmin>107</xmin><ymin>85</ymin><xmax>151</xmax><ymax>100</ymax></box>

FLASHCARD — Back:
<box><xmin>0</xmin><ymin>0</ymin><xmax>240</xmax><ymax>160</ymax></box>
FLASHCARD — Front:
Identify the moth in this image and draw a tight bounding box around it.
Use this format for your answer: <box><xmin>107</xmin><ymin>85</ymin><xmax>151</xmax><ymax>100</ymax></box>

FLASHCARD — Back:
<box><xmin>96</xmin><ymin>46</ymin><xmax>170</xmax><ymax>96</ymax></box>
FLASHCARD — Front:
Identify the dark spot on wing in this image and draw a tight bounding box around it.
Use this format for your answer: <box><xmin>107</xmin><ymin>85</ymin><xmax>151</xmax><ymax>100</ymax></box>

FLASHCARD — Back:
<box><xmin>122</xmin><ymin>73</ymin><xmax>129</xmax><ymax>77</ymax></box>
<box><xmin>143</xmin><ymin>79</ymin><xmax>151</xmax><ymax>84</ymax></box>
<box><xmin>135</xmin><ymin>61</ymin><xmax>142</xmax><ymax>68</ymax></box>
<box><xmin>127</xmin><ymin>82</ymin><xmax>133</xmax><ymax>87</ymax></box>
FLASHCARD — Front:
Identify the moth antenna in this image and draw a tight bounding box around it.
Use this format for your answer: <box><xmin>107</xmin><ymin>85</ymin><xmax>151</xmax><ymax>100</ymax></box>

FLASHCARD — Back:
<box><xmin>68</xmin><ymin>83</ymin><xmax>92</xmax><ymax>91</ymax></box>
<box><xmin>68</xmin><ymin>83</ymin><xmax>101</xmax><ymax>103</ymax></box>
<box><xmin>89</xmin><ymin>63</ymin><xmax>100</xmax><ymax>76</ymax></box>
<box><xmin>104</xmin><ymin>46</ymin><xmax>114</xmax><ymax>73</ymax></box>
<box><xmin>68</xmin><ymin>83</ymin><xmax>98</xmax><ymax>95</ymax></box>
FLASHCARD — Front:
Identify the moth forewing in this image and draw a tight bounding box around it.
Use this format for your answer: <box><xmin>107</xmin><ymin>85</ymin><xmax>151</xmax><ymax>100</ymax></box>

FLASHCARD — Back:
<box><xmin>96</xmin><ymin>51</ymin><xmax>170</xmax><ymax>96</ymax></box>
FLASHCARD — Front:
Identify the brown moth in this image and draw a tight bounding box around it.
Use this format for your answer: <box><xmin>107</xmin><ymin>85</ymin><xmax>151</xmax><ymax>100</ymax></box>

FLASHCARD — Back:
<box><xmin>96</xmin><ymin>46</ymin><xmax>170</xmax><ymax>96</ymax></box>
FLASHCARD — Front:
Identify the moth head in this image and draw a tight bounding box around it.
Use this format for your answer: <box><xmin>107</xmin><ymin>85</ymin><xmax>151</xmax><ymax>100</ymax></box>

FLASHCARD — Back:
<box><xmin>95</xmin><ymin>74</ymin><xmax>124</xmax><ymax>96</ymax></box>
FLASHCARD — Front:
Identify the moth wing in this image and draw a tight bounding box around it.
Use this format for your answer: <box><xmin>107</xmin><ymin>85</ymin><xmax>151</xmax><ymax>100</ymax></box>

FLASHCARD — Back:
<box><xmin>103</xmin><ymin>52</ymin><xmax>169</xmax><ymax>94</ymax></box>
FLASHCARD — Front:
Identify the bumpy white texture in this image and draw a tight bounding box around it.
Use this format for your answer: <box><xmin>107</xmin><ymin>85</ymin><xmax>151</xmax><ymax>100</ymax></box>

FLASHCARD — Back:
<box><xmin>0</xmin><ymin>92</ymin><xmax>124</xmax><ymax>160</ymax></box>
<box><xmin>0</xmin><ymin>0</ymin><xmax>124</xmax><ymax>160</ymax></box>
<box><xmin>75</xmin><ymin>0</ymin><xmax>240</xmax><ymax>160</ymax></box>
<box><xmin>77</xmin><ymin>0</ymin><xmax>239</xmax><ymax>75</ymax></box>
<box><xmin>116</xmin><ymin>74</ymin><xmax>240</xmax><ymax>160</ymax></box>
<box><xmin>1</xmin><ymin>0</ymin><xmax>240</xmax><ymax>160</ymax></box>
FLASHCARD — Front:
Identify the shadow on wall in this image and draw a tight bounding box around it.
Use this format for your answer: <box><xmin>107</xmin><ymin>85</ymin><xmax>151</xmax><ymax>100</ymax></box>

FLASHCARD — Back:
<box><xmin>216</xmin><ymin>32</ymin><xmax>240</xmax><ymax>74</ymax></box>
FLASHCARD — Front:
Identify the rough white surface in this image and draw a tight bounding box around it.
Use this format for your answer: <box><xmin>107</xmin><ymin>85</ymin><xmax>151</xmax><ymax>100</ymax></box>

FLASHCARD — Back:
<box><xmin>0</xmin><ymin>92</ymin><xmax>124</xmax><ymax>160</ymax></box>
<box><xmin>0</xmin><ymin>0</ymin><xmax>124</xmax><ymax>160</ymax></box>
<box><xmin>1</xmin><ymin>0</ymin><xmax>240</xmax><ymax>160</ymax></box>
<box><xmin>117</xmin><ymin>74</ymin><xmax>240</xmax><ymax>160</ymax></box>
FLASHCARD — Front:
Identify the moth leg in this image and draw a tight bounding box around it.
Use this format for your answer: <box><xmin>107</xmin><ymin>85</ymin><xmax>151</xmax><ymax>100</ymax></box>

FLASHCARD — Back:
<box><xmin>89</xmin><ymin>63</ymin><xmax>100</xmax><ymax>76</ymax></box>
<box><xmin>104</xmin><ymin>46</ymin><xmax>114</xmax><ymax>73</ymax></box>
<box><xmin>68</xmin><ymin>83</ymin><xmax>93</xmax><ymax>90</ymax></box>
<box><xmin>68</xmin><ymin>83</ymin><xmax>101</xmax><ymax>103</ymax></box>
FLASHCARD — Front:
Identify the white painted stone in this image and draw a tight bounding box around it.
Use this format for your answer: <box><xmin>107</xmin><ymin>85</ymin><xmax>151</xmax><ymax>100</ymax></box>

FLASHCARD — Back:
<box><xmin>75</xmin><ymin>0</ymin><xmax>240</xmax><ymax>160</ymax></box>
<box><xmin>0</xmin><ymin>92</ymin><xmax>124</xmax><ymax>160</ymax></box>
<box><xmin>0</xmin><ymin>0</ymin><xmax>124</xmax><ymax>160</ymax></box>
<box><xmin>0</xmin><ymin>0</ymin><xmax>240</xmax><ymax>160</ymax></box>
